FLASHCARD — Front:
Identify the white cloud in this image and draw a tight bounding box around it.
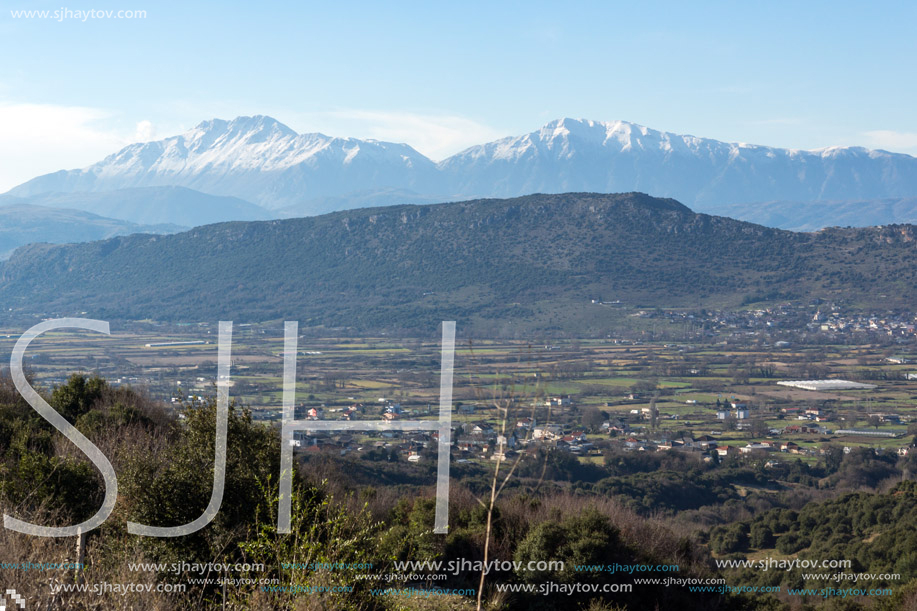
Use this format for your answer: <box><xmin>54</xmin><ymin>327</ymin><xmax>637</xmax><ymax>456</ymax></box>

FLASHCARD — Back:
<box><xmin>134</xmin><ymin>119</ymin><xmax>156</xmax><ymax>142</ymax></box>
<box><xmin>0</xmin><ymin>102</ymin><xmax>135</xmax><ymax>192</ymax></box>
<box><xmin>862</xmin><ymin>130</ymin><xmax>917</xmax><ymax>154</ymax></box>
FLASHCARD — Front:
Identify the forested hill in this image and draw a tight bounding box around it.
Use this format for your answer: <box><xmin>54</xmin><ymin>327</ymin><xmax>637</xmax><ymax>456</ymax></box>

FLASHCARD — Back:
<box><xmin>1</xmin><ymin>192</ymin><xmax>915</xmax><ymax>332</ymax></box>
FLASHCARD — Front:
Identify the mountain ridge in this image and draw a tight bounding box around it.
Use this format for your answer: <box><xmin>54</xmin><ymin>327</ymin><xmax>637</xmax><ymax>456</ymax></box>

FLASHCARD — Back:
<box><xmin>0</xmin><ymin>203</ymin><xmax>183</xmax><ymax>259</ymax></box>
<box><xmin>7</xmin><ymin>115</ymin><xmax>437</xmax><ymax>210</ymax></box>
<box><xmin>8</xmin><ymin>116</ymin><xmax>917</xmax><ymax>220</ymax></box>
<box><xmin>0</xmin><ymin>186</ymin><xmax>269</xmax><ymax>227</ymax></box>
<box><xmin>2</xmin><ymin>192</ymin><xmax>915</xmax><ymax>333</ymax></box>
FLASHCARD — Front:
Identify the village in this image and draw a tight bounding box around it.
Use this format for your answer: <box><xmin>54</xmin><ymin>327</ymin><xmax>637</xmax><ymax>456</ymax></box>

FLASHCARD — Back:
<box><xmin>282</xmin><ymin>387</ymin><xmax>914</xmax><ymax>472</ymax></box>
<box><xmin>2</xmin><ymin>318</ymin><xmax>916</xmax><ymax>476</ymax></box>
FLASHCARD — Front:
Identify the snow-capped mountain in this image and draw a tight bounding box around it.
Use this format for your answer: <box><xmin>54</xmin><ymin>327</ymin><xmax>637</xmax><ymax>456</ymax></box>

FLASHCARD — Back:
<box><xmin>439</xmin><ymin>118</ymin><xmax>917</xmax><ymax>206</ymax></box>
<box><xmin>8</xmin><ymin>116</ymin><xmax>437</xmax><ymax>210</ymax></box>
<box><xmin>6</xmin><ymin>116</ymin><xmax>917</xmax><ymax>224</ymax></box>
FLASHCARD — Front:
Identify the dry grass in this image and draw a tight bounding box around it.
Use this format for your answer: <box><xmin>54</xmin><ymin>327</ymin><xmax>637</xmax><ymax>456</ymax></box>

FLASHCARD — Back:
<box><xmin>0</xmin><ymin>505</ymin><xmax>176</xmax><ymax>610</ymax></box>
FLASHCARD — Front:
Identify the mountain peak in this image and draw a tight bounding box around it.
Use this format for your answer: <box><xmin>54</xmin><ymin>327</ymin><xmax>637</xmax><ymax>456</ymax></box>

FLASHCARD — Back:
<box><xmin>535</xmin><ymin>118</ymin><xmax>659</xmax><ymax>149</ymax></box>
<box><xmin>191</xmin><ymin>115</ymin><xmax>298</xmax><ymax>140</ymax></box>
<box><xmin>542</xmin><ymin>117</ymin><xmax>642</xmax><ymax>132</ymax></box>
<box><xmin>7</xmin><ymin>117</ymin><xmax>917</xmax><ymax>220</ymax></box>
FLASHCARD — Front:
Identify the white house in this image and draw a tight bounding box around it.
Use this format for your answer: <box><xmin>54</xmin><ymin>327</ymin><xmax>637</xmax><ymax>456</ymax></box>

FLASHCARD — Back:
<box><xmin>533</xmin><ymin>424</ymin><xmax>562</xmax><ymax>440</ymax></box>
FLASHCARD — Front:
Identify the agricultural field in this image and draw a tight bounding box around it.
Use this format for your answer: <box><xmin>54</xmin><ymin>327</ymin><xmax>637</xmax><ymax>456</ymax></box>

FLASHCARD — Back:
<box><xmin>2</xmin><ymin>320</ymin><xmax>914</xmax><ymax>459</ymax></box>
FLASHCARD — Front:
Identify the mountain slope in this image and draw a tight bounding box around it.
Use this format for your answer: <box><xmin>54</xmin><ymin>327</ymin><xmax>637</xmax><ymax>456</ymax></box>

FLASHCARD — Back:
<box><xmin>438</xmin><ymin>118</ymin><xmax>917</xmax><ymax>206</ymax></box>
<box><xmin>7</xmin><ymin>117</ymin><xmax>917</xmax><ymax>222</ymax></box>
<box><xmin>276</xmin><ymin>188</ymin><xmax>453</xmax><ymax>218</ymax></box>
<box><xmin>704</xmin><ymin>197</ymin><xmax>917</xmax><ymax>231</ymax></box>
<box><xmin>7</xmin><ymin>116</ymin><xmax>437</xmax><ymax>211</ymax></box>
<box><xmin>0</xmin><ymin>186</ymin><xmax>270</xmax><ymax>227</ymax></box>
<box><xmin>0</xmin><ymin>204</ymin><xmax>183</xmax><ymax>259</ymax></box>
<box><xmin>1</xmin><ymin>193</ymin><xmax>915</xmax><ymax>332</ymax></box>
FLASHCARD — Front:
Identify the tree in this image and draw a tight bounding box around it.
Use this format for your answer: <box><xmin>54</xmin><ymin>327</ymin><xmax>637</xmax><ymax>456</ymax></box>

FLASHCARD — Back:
<box><xmin>581</xmin><ymin>406</ymin><xmax>606</xmax><ymax>432</ymax></box>
<box><xmin>51</xmin><ymin>374</ymin><xmax>107</xmax><ymax>422</ymax></box>
<box><xmin>630</xmin><ymin>379</ymin><xmax>658</xmax><ymax>395</ymax></box>
<box><xmin>750</xmin><ymin>523</ymin><xmax>775</xmax><ymax>548</ymax></box>
<box><xmin>514</xmin><ymin>509</ymin><xmax>622</xmax><ymax>583</ymax></box>
<box><xmin>751</xmin><ymin>418</ymin><xmax>771</xmax><ymax>438</ymax></box>
<box><xmin>120</xmin><ymin>396</ymin><xmax>281</xmax><ymax>565</ymax></box>
<box><xmin>824</xmin><ymin>445</ymin><xmax>844</xmax><ymax>473</ymax></box>
<box><xmin>710</xmin><ymin>523</ymin><xmax>749</xmax><ymax>553</ymax></box>
<box><xmin>649</xmin><ymin>391</ymin><xmax>659</xmax><ymax>430</ymax></box>
<box><xmin>776</xmin><ymin>532</ymin><xmax>809</xmax><ymax>555</ymax></box>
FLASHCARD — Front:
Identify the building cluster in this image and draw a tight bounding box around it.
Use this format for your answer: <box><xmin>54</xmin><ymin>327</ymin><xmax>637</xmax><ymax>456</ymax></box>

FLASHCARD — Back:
<box><xmin>625</xmin><ymin>304</ymin><xmax>917</xmax><ymax>341</ymax></box>
<box><xmin>808</xmin><ymin>310</ymin><xmax>917</xmax><ymax>337</ymax></box>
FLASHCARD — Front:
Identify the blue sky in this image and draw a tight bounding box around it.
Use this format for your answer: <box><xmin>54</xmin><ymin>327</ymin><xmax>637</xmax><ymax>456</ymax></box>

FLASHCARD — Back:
<box><xmin>1</xmin><ymin>0</ymin><xmax>915</xmax><ymax>191</ymax></box>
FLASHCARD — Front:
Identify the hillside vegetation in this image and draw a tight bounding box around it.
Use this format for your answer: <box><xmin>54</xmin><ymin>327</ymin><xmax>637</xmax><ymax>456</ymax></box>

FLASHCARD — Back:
<box><xmin>1</xmin><ymin>192</ymin><xmax>915</xmax><ymax>332</ymax></box>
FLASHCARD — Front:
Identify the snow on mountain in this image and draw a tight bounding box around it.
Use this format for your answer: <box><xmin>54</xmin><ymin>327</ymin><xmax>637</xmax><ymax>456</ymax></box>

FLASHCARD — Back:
<box><xmin>437</xmin><ymin>118</ymin><xmax>917</xmax><ymax>206</ymax></box>
<box><xmin>8</xmin><ymin>116</ymin><xmax>438</xmax><ymax>210</ymax></box>
<box><xmin>7</xmin><ymin>116</ymin><xmax>917</xmax><ymax>220</ymax></box>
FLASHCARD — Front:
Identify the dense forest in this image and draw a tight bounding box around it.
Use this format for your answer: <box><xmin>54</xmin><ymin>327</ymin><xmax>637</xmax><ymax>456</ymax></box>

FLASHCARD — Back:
<box><xmin>709</xmin><ymin>482</ymin><xmax>917</xmax><ymax>593</ymax></box>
